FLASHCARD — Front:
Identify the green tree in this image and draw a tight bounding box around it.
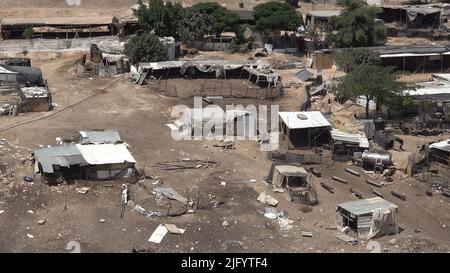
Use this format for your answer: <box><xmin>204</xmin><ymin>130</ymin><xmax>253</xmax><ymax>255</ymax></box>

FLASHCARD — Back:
<box><xmin>176</xmin><ymin>9</ymin><xmax>214</xmax><ymax>44</ymax></box>
<box><xmin>337</xmin><ymin>65</ymin><xmax>411</xmax><ymax>118</ymax></box>
<box><xmin>327</xmin><ymin>0</ymin><xmax>387</xmax><ymax>47</ymax></box>
<box><xmin>22</xmin><ymin>27</ymin><xmax>35</xmax><ymax>39</ymax></box>
<box><xmin>191</xmin><ymin>2</ymin><xmax>240</xmax><ymax>37</ymax></box>
<box><xmin>253</xmin><ymin>1</ymin><xmax>303</xmax><ymax>34</ymax></box>
<box><xmin>334</xmin><ymin>48</ymin><xmax>380</xmax><ymax>72</ymax></box>
<box><xmin>124</xmin><ymin>33</ymin><xmax>167</xmax><ymax>64</ymax></box>
<box><xmin>135</xmin><ymin>0</ymin><xmax>183</xmax><ymax>38</ymax></box>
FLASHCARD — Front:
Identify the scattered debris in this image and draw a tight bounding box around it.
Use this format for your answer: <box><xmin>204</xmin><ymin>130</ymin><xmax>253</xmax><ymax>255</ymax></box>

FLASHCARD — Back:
<box><xmin>336</xmin><ymin>233</ymin><xmax>358</xmax><ymax>245</ymax></box>
<box><xmin>332</xmin><ymin>176</ymin><xmax>347</xmax><ymax>184</ymax></box>
<box><xmin>38</xmin><ymin>219</ymin><xmax>46</xmax><ymax>225</ymax></box>
<box><xmin>148</xmin><ymin>224</ymin><xmax>169</xmax><ymax>244</ymax></box>
<box><xmin>153</xmin><ymin>159</ymin><xmax>218</xmax><ymax>170</ymax></box>
<box><xmin>277</xmin><ymin>217</ymin><xmax>294</xmax><ymax>231</ymax></box>
<box><xmin>163</xmin><ymin>223</ymin><xmax>186</xmax><ymax>234</ymax></box>
<box><xmin>349</xmin><ymin>188</ymin><xmax>363</xmax><ymax>199</ymax></box>
<box><xmin>391</xmin><ymin>191</ymin><xmax>406</xmax><ymax>201</ymax></box>
<box><xmin>366</xmin><ymin>179</ymin><xmax>382</xmax><ymax>188</ymax></box>
<box><xmin>99</xmin><ymin>219</ymin><xmax>106</xmax><ymax>223</ymax></box>
<box><xmin>302</xmin><ymin>231</ymin><xmax>313</xmax><ymax>237</ymax></box>
<box><xmin>222</xmin><ymin>220</ymin><xmax>230</xmax><ymax>228</ymax></box>
<box><xmin>22</xmin><ymin>176</ymin><xmax>33</xmax><ymax>182</ymax></box>
<box><xmin>257</xmin><ymin>192</ymin><xmax>279</xmax><ymax>207</ymax></box>
<box><xmin>27</xmin><ymin>210</ymin><xmax>34</xmax><ymax>214</ymax></box>
<box><xmin>321</xmin><ymin>182</ymin><xmax>334</xmax><ymax>193</ymax></box>
<box><xmin>263</xmin><ymin>207</ymin><xmax>279</xmax><ymax>219</ymax></box>
<box><xmin>372</xmin><ymin>188</ymin><xmax>384</xmax><ymax>198</ymax></box>
<box><xmin>389</xmin><ymin>238</ymin><xmax>398</xmax><ymax>245</ymax></box>
<box><xmin>220</xmin><ymin>181</ymin><xmax>226</xmax><ymax>186</ymax></box>
<box><xmin>156</xmin><ymin>187</ymin><xmax>188</xmax><ymax>203</ymax></box>
<box><xmin>0</xmin><ymin>210</ymin><xmax>4</xmax><ymax>214</ymax></box>
<box><xmin>345</xmin><ymin>168</ymin><xmax>360</xmax><ymax>177</ymax></box>
<box><xmin>77</xmin><ymin>187</ymin><xmax>90</xmax><ymax>194</ymax></box>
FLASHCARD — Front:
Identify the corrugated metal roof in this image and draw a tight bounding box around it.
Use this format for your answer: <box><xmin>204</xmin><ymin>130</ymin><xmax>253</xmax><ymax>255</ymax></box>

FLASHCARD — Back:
<box><xmin>307</xmin><ymin>10</ymin><xmax>341</xmax><ymax>18</ymax></box>
<box><xmin>403</xmin><ymin>80</ymin><xmax>450</xmax><ymax>96</ymax></box>
<box><xmin>338</xmin><ymin>197</ymin><xmax>397</xmax><ymax>216</ymax></box>
<box><xmin>34</xmin><ymin>144</ymin><xmax>86</xmax><ymax>173</ymax></box>
<box><xmin>295</xmin><ymin>69</ymin><xmax>313</xmax><ymax>81</ymax></box>
<box><xmin>274</xmin><ymin>165</ymin><xmax>308</xmax><ymax>176</ymax></box>
<box><xmin>76</xmin><ymin>143</ymin><xmax>136</xmax><ymax>165</ymax></box>
<box><xmin>79</xmin><ymin>130</ymin><xmax>122</xmax><ymax>144</ymax></box>
<box><xmin>331</xmin><ymin>130</ymin><xmax>369</xmax><ymax>148</ymax></box>
<box><xmin>429</xmin><ymin>139</ymin><xmax>450</xmax><ymax>153</ymax></box>
<box><xmin>279</xmin><ymin>111</ymin><xmax>332</xmax><ymax>129</ymax></box>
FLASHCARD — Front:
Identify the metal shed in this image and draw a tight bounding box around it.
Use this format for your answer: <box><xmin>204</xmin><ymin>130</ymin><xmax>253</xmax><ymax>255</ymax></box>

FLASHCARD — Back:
<box><xmin>336</xmin><ymin>197</ymin><xmax>399</xmax><ymax>239</ymax></box>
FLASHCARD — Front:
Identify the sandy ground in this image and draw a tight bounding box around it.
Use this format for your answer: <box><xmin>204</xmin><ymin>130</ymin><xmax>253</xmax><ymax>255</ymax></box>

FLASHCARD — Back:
<box><xmin>0</xmin><ymin>50</ymin><xmax>448</xmax><ymax>253</ymax></box>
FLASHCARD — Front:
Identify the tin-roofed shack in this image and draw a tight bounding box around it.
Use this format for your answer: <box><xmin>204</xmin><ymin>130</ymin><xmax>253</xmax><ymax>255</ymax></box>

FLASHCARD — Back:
<box><xmin>0</xmin><ymin>16</ymin><xmax>118</xmax><ymax>39</ymax></box>
<box><xmin>331</xmin><ymin>130</ymin><xmax>369</xmax><ymax>161</ymax></box>
<box><xmin>380</xmin><ymin>6</ymin><xmax>442</xmax><ymax>36</ymax></box>
<box><xmin>429</xmin><ymin>139</ymin><xmax>450</xmax><ymax>166</ymax></box>
<box><xmin>279</xmin><ymin>111</ymin><xmax>332</xmax><ymax>149</ymax></box>
<box><xmin>33</xmin><ymin>143</ymin><xmax>137</xmax><ymax>184</ymax></box>
<box><xmin>336</xmin><ymin>197</ymin><xmax>399</xmax><ymax>239</ymax></box>
<box><xmin>60</xmin><ymin>130</ymin><xmax>123</xmax><ymax>145</ymax></box>
<box><xmin>267</xmin><ymin>164</ymin><xmax>318</xmax><ymax>205</ymax></box>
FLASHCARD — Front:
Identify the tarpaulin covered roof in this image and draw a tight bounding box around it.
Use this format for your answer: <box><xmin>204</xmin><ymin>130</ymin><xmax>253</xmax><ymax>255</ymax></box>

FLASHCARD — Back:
<box><xmin>76</xmin><ymin>143</ymin><xmax>136</xmax><ymax>165</ymax></box>
<box><xmin>20</xmin><ymin>86</ymin><xmax>50</xmax><ymax>98</ymax></box>
<box><xmin>279</xmin><ymin>111</ymin><xmax>331</xmax><ymax>129</ymax></box>
<box><xmin>429</xmin><ymin>139</ymin><xmax>450</xmax><ymax>153</ymax></box>
<box><xmin>34</xmin><ymin>144</ymin><xmax>87</xmax><ymax>173</ymax></box>
<box><xmin>331</xmin><ymin>130</ymin><xmax>369</xmax><ymax>148</ymax></box>
<box><xmin>274</xmin><ymin>165</ymin><xmax>308</xmax><ymax>176</ymax></box>
<box><xmin>337</xmin><ymin>197</ymin><xmax>398</xmax><ymax>216</ymax></box>
<box><xmin>0</xmin><ymin>65</ymin><xmax>44</xmax><ymax>86</ymax></box>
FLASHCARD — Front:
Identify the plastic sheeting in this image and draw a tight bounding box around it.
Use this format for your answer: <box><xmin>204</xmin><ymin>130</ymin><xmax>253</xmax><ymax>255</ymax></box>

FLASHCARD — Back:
<box><xmin>367</xmin><ymin>208</ymin><xmax>398</xmax><ymax>239</ymax></box>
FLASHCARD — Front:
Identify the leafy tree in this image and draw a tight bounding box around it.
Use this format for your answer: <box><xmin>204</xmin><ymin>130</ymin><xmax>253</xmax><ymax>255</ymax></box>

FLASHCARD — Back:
<box><xmin>124</xmin><ymin>33</ymin><xmax>167</xmax><ymax>64</ymax></box>
<box><xmin>334</xmin><ymin>48</ymin><xmax>380</xmax><ymax>72</ymax></box>
<box><xmin>191</xmin><ymin>2</ymin><xmax>240</xmax><ymax>37</ymax></box>
<box><xmin>327</xmin><ymin>0</ymin><xmax>387</xmax><ymax>47</ymax></box>
<box><xmin>337</xmin><ymin>65</ymin><xmax>411</xmax><ymax>118</ymax></box>
<box><xmin>176</xmin><ymin>9</ymin><xmax>214</xmax><ymax>44</ymax></box>
<box><xmin>22</xmin><ymin>27</ymin><xmax>34</xmax><ymax>39</ymax></box>
<box><xmin>253</xmin><ymin>1</ymin><xmax>303</xmax><ymax>33</ymax></box>
<box><xmin>135</xmin><ymin>0</ymin><xmax>183</xmax><ymax>38</ymax></box>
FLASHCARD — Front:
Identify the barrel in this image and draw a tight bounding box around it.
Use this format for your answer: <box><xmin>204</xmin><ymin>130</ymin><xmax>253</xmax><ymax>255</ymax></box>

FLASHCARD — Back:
<box><xmin>374</xmin><ymin>118</ymin><xmax>385</xmax><ymax>131</ymax></box>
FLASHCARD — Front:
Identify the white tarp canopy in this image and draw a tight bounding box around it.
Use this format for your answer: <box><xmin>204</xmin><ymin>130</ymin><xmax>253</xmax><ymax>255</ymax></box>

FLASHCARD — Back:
<box><xmin>278</xmin><ymin>111</ymin><xmax>331</xmax><ymax>129</ymax></box>
<box><xmin>76</xmin><ymin>143</ymin><xmax>136</xmax><ymax>165</ymax></box>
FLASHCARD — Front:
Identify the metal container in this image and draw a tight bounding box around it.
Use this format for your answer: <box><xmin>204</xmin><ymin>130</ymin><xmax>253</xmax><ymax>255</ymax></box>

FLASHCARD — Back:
<box><xmin>374</xmin><ymin>118</ymin><xmax>385</xmax><ymax>131</ymax></box>
<box><xmin>362</xmin><ymin>151</ymin><xmax>392</xmax><ymax>166</ymax></box>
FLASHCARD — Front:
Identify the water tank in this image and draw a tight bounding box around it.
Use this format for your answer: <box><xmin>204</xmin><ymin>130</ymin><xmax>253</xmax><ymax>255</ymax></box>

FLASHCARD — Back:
<box><xmin>362</xmin><ymin>151</ymin><xmax>392</xmax><ymax>166</ymax></box>
<box><xmin>374</xmin><ymin>118</ymin><xmax>385</xmax><ymax>131</ymax></box>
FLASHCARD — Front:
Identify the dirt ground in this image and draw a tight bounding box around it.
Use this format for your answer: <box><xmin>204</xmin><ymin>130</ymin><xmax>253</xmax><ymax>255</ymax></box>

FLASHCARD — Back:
<box><xmin>0</xmin><ymin>49</ymin><xmax>448</xmax><ymax>253</ymax></box>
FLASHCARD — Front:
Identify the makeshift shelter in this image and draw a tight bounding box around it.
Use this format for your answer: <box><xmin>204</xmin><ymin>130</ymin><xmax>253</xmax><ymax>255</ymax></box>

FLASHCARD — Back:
<box><xmin>336</xmin><ymin>197</ymin><xmax>399</xmax><ymax>239</ymax></box>
<box><xmin>429</xmin><ymin>139</ymin><xmax>450</xmax><ymax>166</ymax></box>
<box><xmin>19</xmin><ymin>86</ymin><xmax>51</xmax><ymax>112</ymax></box>
<box><xmin>331</xmin><ymin>130</ymin><xmax>369</xmax><ymax>161</ymax></box>
<box><xmin>0</xmin><ymin>16</ymin><xmax>117</xmax><ymax>39</ymax></box>
<box><xmin>33</xmin><ymin>143</ymin><xmax>136</xmax><ymax>183</ymax></box>
<box><xmin>305</xmin><ymin>10</ymin><xmax>340</xmax><ymax>27</ymax></box>
<box><xmin>271</xmin><ymin>165</ymin><xmax>318</xmax><ymax>205</ymax></box>
<box><xmin>0</xmin><ymin>66</ymin><xmax>20</xmax><ymax>95</ymax></box>
<box><xmin>0</xmin><ymin>65</ymin><xmax>45</xmax><ymax>87</ymax></box>
<box><xmin>279</xmin><ymin>111</ymin><xmax>332</xmax><ymax>149</ymax></box>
